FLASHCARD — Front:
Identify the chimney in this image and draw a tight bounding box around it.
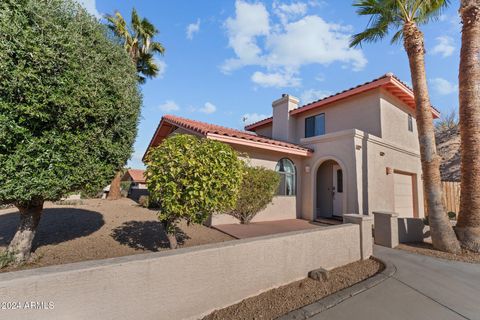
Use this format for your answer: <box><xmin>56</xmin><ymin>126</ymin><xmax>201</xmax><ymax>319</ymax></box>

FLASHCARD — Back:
<box><xmin>272</xmin><ymin>94</ymin><xmax>299</xmax><ymax>142</ymax></box>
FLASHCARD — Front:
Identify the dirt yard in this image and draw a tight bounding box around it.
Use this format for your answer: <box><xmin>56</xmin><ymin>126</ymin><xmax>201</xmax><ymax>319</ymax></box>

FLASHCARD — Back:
<box><xmin>397</xmin><ymin>242</ymin><xmax>480</xmax><ymax>264</ymax></box>
<box><xmin>0</xmin><ymin>198</ymin><xmax>233</xmax><ymax>272</ymax></box>
<box><xmin>203</xmin><ymin>258</ymin><xmax>384</xmax><ymax>320</ymax></box>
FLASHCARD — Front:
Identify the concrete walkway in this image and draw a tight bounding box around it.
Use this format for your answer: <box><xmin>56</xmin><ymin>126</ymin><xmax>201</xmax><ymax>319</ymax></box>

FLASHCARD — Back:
<box><xmin>311</xmin><ymin>246</ymin><xmax>480</xmax><ymax>320</ymax></box>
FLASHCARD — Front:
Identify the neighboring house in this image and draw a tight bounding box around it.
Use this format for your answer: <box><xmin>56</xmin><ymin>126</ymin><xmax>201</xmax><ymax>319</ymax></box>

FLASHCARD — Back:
<box><xmin>144</xmin><ymin>73</ymin><xmax>438</xmax><ymax>225</ymax></box>
<box><xmin>122</xmin><ymin>169</ymin><xmax>148</xmax><ymax>201</ymax></box>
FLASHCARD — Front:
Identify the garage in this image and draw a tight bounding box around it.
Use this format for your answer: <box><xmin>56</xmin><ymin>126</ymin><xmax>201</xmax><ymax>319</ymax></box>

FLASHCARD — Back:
<box><xmin>393</xmin><ymin>172</ymin><xmax>416</xmax><ymax>217</ymax></box>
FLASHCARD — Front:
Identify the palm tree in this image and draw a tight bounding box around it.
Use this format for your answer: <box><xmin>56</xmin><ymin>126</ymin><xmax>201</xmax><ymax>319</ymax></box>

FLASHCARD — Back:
<box><xmin>456</xmin><ymin>0</ymin><xmax>480</xmax><ymax>252</ymax></box>
<box><xmin>350</xmin><ymin>0</ymin><xmax>461</xmax><ymax>253</ymax></box>
<box><xmin>106</xmin><ymin>8</ymin><xmax>165</xmax><ymax>83</ymax></box>
<box><xmin>105</xmin><ymin>9</ymin><xmax>165</xmax><ymax>200</ymax></box>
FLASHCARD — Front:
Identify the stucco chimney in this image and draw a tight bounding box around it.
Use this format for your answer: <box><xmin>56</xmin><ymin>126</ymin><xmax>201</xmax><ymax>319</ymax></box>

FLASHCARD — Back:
<box><xmin>272</xmin><ymin>94</ymin><xmax>299</xmax><ymax>142</ymax></box>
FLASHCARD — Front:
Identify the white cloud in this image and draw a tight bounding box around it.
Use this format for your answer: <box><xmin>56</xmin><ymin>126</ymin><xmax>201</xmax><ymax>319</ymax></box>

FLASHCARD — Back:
<box><xmin>159</xmin><ymin>100</ymin><xmax>180</xmax><ymax>112</ymax></box>
<box><xmin>273</xmin><ymin>1</ymin><xmax>308</xmax><ymax>25</ymax></box>
<box><xmin>222</xmin><ymin>1</ymin><xmax>367</xmax><ymax>87</ymax></box>
<box><xmin>251</xmin><ymin>70</ymin><xmax>301</xmax><ymax>88</ymax></box>
<box><xmin>242</xmin><ymin>113</ymin><xmax>270</xmax><ymax>126</ymax></box>
<box><xmin>74</xmin><ymin>0</ymin><xmax>101</xmax><ymax>19</ymax></box>
<box><xmin>156</xmin><ymin>60</ymin><xmax>167</xmax><ymax>78</ymax></box>
<box><xmin>431</xmin><ymin>36</ymin><xmax>455</xmax><ymax>57</ymax></box>
<box><xmin>186</xmin><ymin>19</ymin><xmax>201</xmax><ymax>40</ymax></box>
<box><xmin>430</xmin><ymin>78</ymin><xmax>458</xmax><ymax>95</ymax></box>
<box><xmin>300</xmin><ymin>89</ymin><xmax>331</xmax><ymax>104</ymax></box>
<box><xmin>222</xmin><ymin>1</ymin><xmax>270</xmax><ymax>73</ymax></box>
<box><xmin>199</xmin><ymin>102</ymin><xmax>217</xmax><ymax>114</ymax></box>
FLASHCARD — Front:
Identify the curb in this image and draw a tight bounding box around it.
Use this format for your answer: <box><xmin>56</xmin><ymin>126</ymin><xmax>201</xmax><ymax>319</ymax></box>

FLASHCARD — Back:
<box><xmin>277</xmin><ymin>257</ymin><xmax>396</xmax><ymax>320</ymax></box>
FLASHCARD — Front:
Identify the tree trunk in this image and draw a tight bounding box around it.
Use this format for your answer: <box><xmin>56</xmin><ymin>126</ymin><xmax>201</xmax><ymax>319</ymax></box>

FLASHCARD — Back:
<box><xmin>162</xmin><ymin>220</ymin><xmax>177</xmax><ymax>249</ymax></box>
<box><xmin>456</xmin><ymin>0</ymin><xmax>480</xmax><ymax>252</ymax></box>
<box><xmin>403</xmin><ymin>22</ymin><xmax>461</xmax><ymax>253</ymax></box>
<box><xmin>8</xmin><ymin>201</ymin><xmax>44</xmax><ymax>262</ymax></box>
<box><xmin>107</xmin><ymin>171</ymin><xmax>122</xmax><ymax>200</ymax></box>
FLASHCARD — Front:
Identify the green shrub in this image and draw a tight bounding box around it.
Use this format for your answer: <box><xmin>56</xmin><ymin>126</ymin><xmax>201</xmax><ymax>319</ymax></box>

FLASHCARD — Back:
<box><xmin>0</xmin><ymin>250</ymin><xmax>16</xmax><ymax>269</ymax></box>
<box><xmin>447</xmin><ymin>211</ymin><xmax>457</xmax><ymax>220</ymax></box>
<box><xmin>228</xmin><ymin>166</ymin><xmax>280</xmax><ymax>224</ymax></box>
<box><xmin>145</xmin><ymin>134</ymin><xmax>244</xmax><ymax>248</ymax></box>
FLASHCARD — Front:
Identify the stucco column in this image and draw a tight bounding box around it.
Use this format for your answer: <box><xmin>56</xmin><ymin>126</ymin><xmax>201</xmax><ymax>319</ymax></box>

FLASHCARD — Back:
<box><xmin>373</xmin><ymin>211</ymin><xmax>399</xmax><ymax>248</ymax></box>
<box><xmin>343</xmin><ymin>214</ymin><xmax>373</xmax><ymax>259</ymax></box>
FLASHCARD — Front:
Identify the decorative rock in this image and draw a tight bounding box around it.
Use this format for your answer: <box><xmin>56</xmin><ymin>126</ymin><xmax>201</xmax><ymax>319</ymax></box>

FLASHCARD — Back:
<box><xmin>308</xmin><ymin>267</ymin><xmax>330</xmax><ymax>281</ymax></box>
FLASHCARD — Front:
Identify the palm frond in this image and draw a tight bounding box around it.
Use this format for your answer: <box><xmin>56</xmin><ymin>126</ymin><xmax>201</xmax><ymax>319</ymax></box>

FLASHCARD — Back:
<box><xmin>414</xmin><ymin>0</ymin><xmax>450</xmax><ymax>25</ymax></box>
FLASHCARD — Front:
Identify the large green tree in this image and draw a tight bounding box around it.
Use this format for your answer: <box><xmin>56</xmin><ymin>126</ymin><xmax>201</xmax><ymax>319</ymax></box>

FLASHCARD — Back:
<box><xmin>105</xmin><ymin>8</ymin><xmax>165</xmax><ymax>200</ymax></box>
<box><xmin>0</xmin><ymin>0</ymin><xmax>142</xmax><ymax>261</ymax></box>
<box><xmin>145</xmin><ymin>135</ymin><xmax>244</xmax><ymax>249</ymax></box>
<box><xmin>456</xmin><ymin>0</ymin><xmax>480</xmax><ymax>252</ymax></box>
<box><xmin>350</xmin><ymin>0</ymin><xmax>461</xmax><ymax>253</ymax></box>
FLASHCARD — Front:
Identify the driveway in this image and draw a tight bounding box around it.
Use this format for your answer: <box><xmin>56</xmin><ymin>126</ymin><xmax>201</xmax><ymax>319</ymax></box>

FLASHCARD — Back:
<box><xmin>311</xmin><ymin>245</ymin><xmax>480</xmax><ymax>320</ymax></box>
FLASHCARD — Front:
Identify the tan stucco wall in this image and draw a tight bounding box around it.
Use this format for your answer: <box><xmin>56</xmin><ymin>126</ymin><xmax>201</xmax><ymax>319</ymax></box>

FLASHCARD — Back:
<box><xmin>379</xmin><ymin>89</ymin><xmax>420</xmax><ymax>151</ymax></box>
<box><xmin>0</xmin><ymin>226</ymin><xmax>362</xmax><ymax>320</ymax></box>
<box><xmin>254</xmin><ymin>125</ymin><xmax>273</xmax><ymax>138</ymax></box>
<box><xmin>209</xmin><ymin>145</ymin><xmax>303</xmax><ymax>225</ymax></box>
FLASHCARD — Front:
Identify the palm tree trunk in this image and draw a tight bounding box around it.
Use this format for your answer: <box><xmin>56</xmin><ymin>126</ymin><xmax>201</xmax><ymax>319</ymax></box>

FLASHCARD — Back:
<box><xmin>456</xmin><ymin>0</ymin><xmax>480</xmax><ymax>252</ymax></box>
<box><xmin>107</xmin><ymin>171</ymin><xmax>122</xmax><ymax>200</ymax></box>
<box><xmin>403</xmin><ymin>22</ymin><xmax>461</xmax><ymax>253</ymax></box>
<box><xmin>8</xmin><ymin>201</ymin><xmax>44</xmax><ymax>262</ymax></box>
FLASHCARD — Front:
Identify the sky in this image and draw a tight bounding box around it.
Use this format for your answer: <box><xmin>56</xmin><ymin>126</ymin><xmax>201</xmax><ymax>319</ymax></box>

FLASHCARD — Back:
<box><xmin>77</xmin><ymin>0</ymin><xmax>462</xmax><ymax>169</ymax></box>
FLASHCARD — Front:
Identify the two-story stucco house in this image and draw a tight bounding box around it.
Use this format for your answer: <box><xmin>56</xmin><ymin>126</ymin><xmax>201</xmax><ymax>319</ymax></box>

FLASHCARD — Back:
<box><xmin>144</xmin><ymin>73</ymin><xmax>439</xmax><ymax>226</ymax></box>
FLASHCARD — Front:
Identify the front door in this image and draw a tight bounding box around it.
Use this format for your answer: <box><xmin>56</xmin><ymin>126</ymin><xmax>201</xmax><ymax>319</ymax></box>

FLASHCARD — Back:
<box><xmin>332</xmin><ymin>165</ymin><xmax>343</xmax><ymax>216</ymax></box>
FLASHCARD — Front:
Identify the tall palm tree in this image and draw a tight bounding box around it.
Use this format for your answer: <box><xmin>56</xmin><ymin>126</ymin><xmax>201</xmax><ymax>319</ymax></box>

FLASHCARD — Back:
<box><xmin>105</xmin><ymin>9</ymin><xmax>165</xmax><ymax>200</ymax></box>
<box><xmin>106</xmin><ymin>8</ymin><xmax>165</xmax><ymax>83</ymax></box>
<box><xmin>456</xmin><ymin>0</ymin><xmax>480</xmax><ymax>252</ymax></box>
<box><xmin>350</xmin><ymin>0</ymin><xmax>461</xmax><ymax>253</ymax></box>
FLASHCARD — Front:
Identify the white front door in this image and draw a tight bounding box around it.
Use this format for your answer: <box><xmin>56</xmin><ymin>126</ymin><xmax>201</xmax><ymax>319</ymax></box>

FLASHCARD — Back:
<box><xmin>332</xmin><ymin>165</ymin><xmax>343</xmax><ymax>216</ymax></box>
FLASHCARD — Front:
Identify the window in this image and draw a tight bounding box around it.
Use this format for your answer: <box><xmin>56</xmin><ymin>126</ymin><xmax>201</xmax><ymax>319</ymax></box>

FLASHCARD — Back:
<box><xmin>305</xmin><ymin>113</ymin><xmax>325</xmax><ymax>138</ymax></box>
<box><xmin>408</xmin><ymin>114</ymin><xmax>413</xmax><ymax>132</ymax></box>
<box><xmin>337</xmin><ymin>169</ymin><xmax>343</xmax><ymax>193</ymax></box>
<box><xmin>275</xmin><ymin>158</ymin><xmax>296</xmax><ymax>196</ymax></box>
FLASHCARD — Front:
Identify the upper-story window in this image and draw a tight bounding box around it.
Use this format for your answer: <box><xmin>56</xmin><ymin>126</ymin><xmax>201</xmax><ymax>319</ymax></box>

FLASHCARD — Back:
<box><xmin>305</xmin><ymin>113</ymin><xmax>325</xmax><ymax>138</ymax></box>
<box><xmin>275</xmin><ymin>158</ymin><xmax>296</xmax><ymax>196</ymax></box>
<box><xmin>408</xmin><ymin>114</ymin><xmax>413</xmax><ymax>132</ymax></box>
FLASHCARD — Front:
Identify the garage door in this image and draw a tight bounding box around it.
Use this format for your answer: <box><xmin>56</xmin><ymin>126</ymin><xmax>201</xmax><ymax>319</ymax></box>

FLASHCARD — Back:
<box><xmin>394</xmin><ymin>172</ymin><xmax>415</xmax><ymax>217</ymax></box>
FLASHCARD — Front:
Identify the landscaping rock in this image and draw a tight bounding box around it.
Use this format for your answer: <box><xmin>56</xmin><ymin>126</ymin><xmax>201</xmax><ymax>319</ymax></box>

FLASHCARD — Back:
<box><xmin>308</xmin><ymin>267</ymin><xmax>330</xmax><ymax>281</ymax></box>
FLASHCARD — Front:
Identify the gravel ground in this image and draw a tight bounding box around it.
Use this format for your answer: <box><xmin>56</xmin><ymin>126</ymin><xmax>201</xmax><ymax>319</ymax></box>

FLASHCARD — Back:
<box><xmin>397</xmin><ymin>242</ymin><xmax>480</xmax><ymax>264</ymax></box>
<box><xmin>0</xmin><ymin>198</ymin><xmax>233</xmax><ymax>272</ymax></box>
<box><xmin>203</xmin><ymin>258</ymin><xmax>384</xmax><ymax>320</ymax></box>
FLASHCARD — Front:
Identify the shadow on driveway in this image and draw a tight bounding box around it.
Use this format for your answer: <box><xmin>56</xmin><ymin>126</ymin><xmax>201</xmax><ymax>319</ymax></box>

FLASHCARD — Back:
<box><xmin>0</xmin><ymin>208</ymin><xmax>105</xmax><ymax>251</ymax></box>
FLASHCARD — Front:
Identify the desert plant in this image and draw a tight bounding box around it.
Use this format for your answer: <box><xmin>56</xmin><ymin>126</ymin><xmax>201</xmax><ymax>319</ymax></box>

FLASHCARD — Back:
<box><xmin>228</xmin><ymin>166</ymin><xmax>280</xmax><ymax>224</ymax></box>
<box><xmin>0</xmin><ymin>250</ymin><xmax>16</xmax><ymax>269</ymax></box>
<box><xmin>448</xmin><ymin>211</ymin><xmax>457</xmax><ymax>220</ymax></box>
<box><xmin>0</xmin><ymin>0</ymin><xmax>141</xmax><ymax>262</ymax></box>
<box><xmin>145</xmin><ymin>134</ymin><xmax>244</xmax><ymax>248</ymax></box>
<box><xmin>138</xmin><ymin>195</ymin><xmax>150</xmax><ymax>208</ymax></box>
<box><xmin>435</xmin><ymin>109</ymin><xmax>459</xmax><ymax>132</ymax></box>
<box><xmin>351</xmin><ymin>0</ymin><xmax>461</xmax><ymax>253</ymax></box>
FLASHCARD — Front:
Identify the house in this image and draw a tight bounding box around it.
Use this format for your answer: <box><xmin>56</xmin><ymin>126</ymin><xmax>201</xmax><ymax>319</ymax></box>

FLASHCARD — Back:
<box><xmin>121</xmin><ymin>169</ymin><xmax>148</xmax><ymax>201</ymax></box>
<box><xmin>144</xmin><ymin>73</ymin><xmax>437</xmax><ymax>225</ymax></box>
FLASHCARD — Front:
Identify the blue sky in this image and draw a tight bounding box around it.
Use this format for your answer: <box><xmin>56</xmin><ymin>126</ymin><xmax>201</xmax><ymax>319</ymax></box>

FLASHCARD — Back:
<box><xmin>78</xmin><ymin>0</ymin><xmax>462</xmax><ymax>169</ymax></box>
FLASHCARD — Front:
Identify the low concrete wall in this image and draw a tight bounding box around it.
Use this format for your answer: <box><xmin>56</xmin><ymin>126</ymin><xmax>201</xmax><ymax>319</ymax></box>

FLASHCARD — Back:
<box><xmin>0</xmin><ymin>225</ymin><xmax>362</xmax><ymax>320</ymax></box>
<box><xmin>374</xmin><ymin>212</ymin><xmax>429</xmax><ymax>247</ymax></box>
<box><xmin>209</xmin><ymin>196</ymin><xmax>296</xmax><ymax>225</ymax></box>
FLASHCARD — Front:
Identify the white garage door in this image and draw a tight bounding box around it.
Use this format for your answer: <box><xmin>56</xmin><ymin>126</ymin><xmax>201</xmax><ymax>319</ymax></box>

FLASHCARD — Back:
<box><xmin>394</xmin><ymin>173</ymin><xmax>415</xmax><ymax>217</ymax></box>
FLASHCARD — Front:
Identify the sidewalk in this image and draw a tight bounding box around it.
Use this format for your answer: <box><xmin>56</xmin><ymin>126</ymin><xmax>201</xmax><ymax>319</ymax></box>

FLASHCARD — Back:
<box><xmin>310</xmin><ymin>246</ymin><xmax>479</xmax><ymax>320</ymax></box>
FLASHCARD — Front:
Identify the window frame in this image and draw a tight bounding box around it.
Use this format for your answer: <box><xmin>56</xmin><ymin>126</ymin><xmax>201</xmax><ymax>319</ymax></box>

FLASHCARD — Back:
<box><xmin>305</xmin><ymin>113</ymin><xmax>326</xmax><ymax>138</ymax></box>
<box><xmin>275</xmin><ymin>158</ymin><xmax>296</xmax><ymax>196</ymax></box>
<box><xmin>408</xmin><ymin>114</ymin><xmax>413</xmax><ymax>132</ymax></box>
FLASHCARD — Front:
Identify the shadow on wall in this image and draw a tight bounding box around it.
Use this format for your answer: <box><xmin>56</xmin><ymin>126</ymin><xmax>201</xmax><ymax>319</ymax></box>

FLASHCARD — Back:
<box><xmin>111</xmin><ymin>221</ymin><xmax>190</xmax><ymax>251</ymax></box>
<box><xmin>398</xmin><ymin>217</ymin><xmax>430</xmax><ymax>243</ymax></box>
<box><xmin>0</xmin><ymin>208</ymin><xmax>105</xmax><ymax>250</ymax></box>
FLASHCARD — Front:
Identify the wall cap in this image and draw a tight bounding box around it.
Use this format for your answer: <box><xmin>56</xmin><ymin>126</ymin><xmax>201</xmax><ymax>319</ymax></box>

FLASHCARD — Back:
<box><xmin>373</xmin><ymin>211</ymin><xmax>399</xmax><ymax>217</ymax></box>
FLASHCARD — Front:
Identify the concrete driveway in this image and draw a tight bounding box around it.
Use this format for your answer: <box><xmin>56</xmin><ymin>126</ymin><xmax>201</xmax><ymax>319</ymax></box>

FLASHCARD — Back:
<box><xmin>311</xmin><ymin>245</ymin><xmax>480</xmax><ymax>320</ymax></box>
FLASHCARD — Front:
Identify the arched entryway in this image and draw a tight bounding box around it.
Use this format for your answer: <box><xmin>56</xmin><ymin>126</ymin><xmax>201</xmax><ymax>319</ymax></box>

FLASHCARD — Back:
<box><xmin>316</xmin><ymin>159</ymin><xmax>345</xmax><ymax>219</ymax></box>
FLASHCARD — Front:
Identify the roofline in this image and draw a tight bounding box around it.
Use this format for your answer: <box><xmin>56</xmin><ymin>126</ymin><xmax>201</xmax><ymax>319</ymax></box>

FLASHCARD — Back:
<box><xmin>206</xmin><ymin>133</ymin><xmax>312</xmax><ymax>157</ymax></box>
<box><xmin>244</xmin><ymin>74</ymin><xmax>440</xmax><ymax>131</ymax></box>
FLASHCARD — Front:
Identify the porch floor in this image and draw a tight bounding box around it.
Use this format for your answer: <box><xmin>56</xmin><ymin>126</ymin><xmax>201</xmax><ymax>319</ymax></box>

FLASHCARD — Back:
<box><xmin>212</xmin><ymin>219</ymin><xmax>328</xmax><ymax>239</ymax></box>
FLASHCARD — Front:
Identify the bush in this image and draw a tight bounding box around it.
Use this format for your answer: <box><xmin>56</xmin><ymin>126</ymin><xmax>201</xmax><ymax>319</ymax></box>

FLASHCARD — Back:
<box><xmin>145</xmin><ymin>134</ymin><xmax>244</xmax><ymax>248</ymax></box>
<box><xmin>0</xmin><ymin>250</ymin><xmax>16</xmax><ymax>269</ymax></box>
<box><xmin>228</xmin><ymin>166</ymin><xmax>280</xmax><ymax>224</ymax></box>
<box><xmin>447</xmin><ymin>211</ymin><xmax>457</xmax><ymax>220</ymax></box>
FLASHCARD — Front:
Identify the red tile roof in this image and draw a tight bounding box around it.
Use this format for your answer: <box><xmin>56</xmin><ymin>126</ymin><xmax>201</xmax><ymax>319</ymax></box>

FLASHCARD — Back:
<box><xmin>123</xmin><ymin>169</ymin><xmax>146</xmax><ymax>183</ymax></box>
<box><xmin>245</xmin><ymin>73</ymin><xmax>440</xmax><ymax>131</ymax></box>
<box><xmin>143</xmin><ymin>115</ymin><xmax>312</xmax><ymax>161</ymax></box>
